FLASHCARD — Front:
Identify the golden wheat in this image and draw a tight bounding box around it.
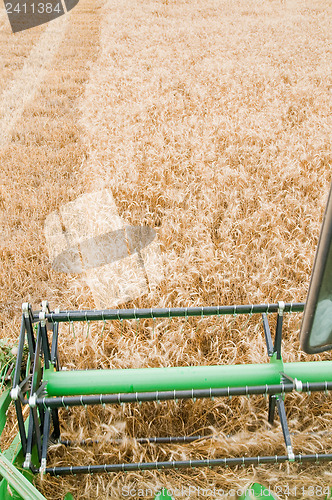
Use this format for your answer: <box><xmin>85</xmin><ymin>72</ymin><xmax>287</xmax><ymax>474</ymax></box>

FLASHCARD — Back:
<box><xmin>0</xmin><ymin>0</ymin><xmax>332</xmax><ymax>498</ymax></box>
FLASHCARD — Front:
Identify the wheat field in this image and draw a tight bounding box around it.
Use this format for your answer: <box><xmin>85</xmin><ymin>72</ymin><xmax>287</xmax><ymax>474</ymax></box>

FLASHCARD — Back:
<box><xmin>0</xmin><ymin>0</ymin><xmax>332</xmax><ymax>498</ymax></box>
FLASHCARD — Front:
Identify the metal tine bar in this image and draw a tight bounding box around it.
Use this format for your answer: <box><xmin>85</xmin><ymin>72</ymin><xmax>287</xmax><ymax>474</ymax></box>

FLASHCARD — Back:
<box><xmin>51</xmin><ymin>408</ymin><xmax>60</xmax><ymax>440</ymax></box>
<box><xmin>276</xmin><ymin>395</ymin><xmax>294</xmax><ymax>460</ymax></box>
<box><xmin>37</xmin><ymin>303</ymin><xmax>305</xmax><ymax>323</ymax></box>
<box><xmin>12</xmin><ymin>316</ymin><xmax>26</xmax><ymax>388</ymax></box>
<box><xmin>23</xmin><ymin>410</ymin><xmax>35</xmax><ymax>469</ymax></box>
<box><xmin>274</xmin><ymin>301</ymin><xmax>285</xmax><ymax>359</ymax></box>
<box><xmin>46</xmin><ymin>304</ymin><xmax>61</xmax><ymax>440</ymax></box>
<box><xmin>40</xmin><ymin>319</ymin><xmax>51</xmax><ymax>370</ymax></box>
<box><xmin>262</xmin><ymin>313</ymin><xmax>274</xmax><ymax>357</ymax></box>
<box><xmin>36</xmin><ymin>380</ymin><xmax>332</xmax><ymax>409</ymax></box>
<box><xmin>14</xmin><ymin>399</ymin><xmax>27</xmax><ymax>456</ymax></box>
<box><xmin>22</xmin><ymin>303</ymin><xmax>36</xmax><ymax>359</ymax></box>
<box><xmin>50</xmin><ymin>321</ymin><xmax>59</xmax><ymax>368</ymax></box>
<box><xmin>11</xmin><ymin>315</ymin><xmax>29</xmax><ymax>457</ymax></box>
<box><xmin>60</xmin><ymin>435</ymin><xmax>212</xmax><ymax>446</ymax></box>
<box><xmin>45</xmin><ymin>453</ymin><xmax>332</xmax><ymax>475</ymax></box>
<box><xmin>134</xmin><ymin>435</ymin><xmax>212</xmax><ymax>444</ymax></box>
<box><xmin>31</xmin><ymin>405</ymin><xmax>42</xmax><ymax>463</ymax></box>
<box><xmin>268</xmin><ymin>395</ymin><xmax>277</xmax><ymax>425</ymax></box>
<box><xmin>28</xmin><ymin>325</ymin><xmax>44</xmax><ymax>463</ymax></box>
<box><xmin>34</xmin><ymin>382</ymin><xmax>319</xmax><ymax>409</ymax></box>
<box><xmin>30</xmin><ymin>326</ymin><xmax>42</xmax><ymax>395</ymax></box>
<box><xmin>40</xmin><ymin>409</ymin><xmax>51</xmax><ymax>475</ymax></box>
<box><xmin>40</xmin><ymin>302</ymin><xmax>51</xmax><ymax>370</ymax></box>
<box><xmin>37</xmin><ymin>384</ymin><xmax>295</xmax><ymax>408</ymax></box>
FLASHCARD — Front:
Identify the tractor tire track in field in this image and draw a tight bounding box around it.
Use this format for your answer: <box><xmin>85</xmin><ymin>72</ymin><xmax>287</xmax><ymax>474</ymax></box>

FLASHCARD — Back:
<box><xmin>0</xmin><ymin>15</ymin><xmax>68</xmax><ymax>147</ymax></box>
<box><xmin>0</xmin><ymin>0</ymin><xmax>102</xmax><ymax>332</ymax></box>
<box><xmin>0</xmin><ymin>8</ymin><xmax>45</xmax><ymax>97</ymax></box>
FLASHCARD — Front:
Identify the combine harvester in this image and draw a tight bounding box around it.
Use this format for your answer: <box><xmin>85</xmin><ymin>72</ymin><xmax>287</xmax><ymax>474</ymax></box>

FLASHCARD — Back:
<box><xmin>1</xmin><ymin>182</ymin><xmax>332</xmax><ymax>499</ymax></box>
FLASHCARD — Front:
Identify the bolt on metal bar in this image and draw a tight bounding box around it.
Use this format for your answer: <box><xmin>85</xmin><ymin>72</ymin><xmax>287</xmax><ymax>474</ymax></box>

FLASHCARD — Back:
<box><xmin>268</xmin><ymin>395</ymin><xmax>277</xmax><ymax>425</ymax></box>
<box><xmin>51</xmin><ymin>408</ymin><xmax>61</xmax><ymax>440</ymax></box>
<box><xmin>40</xmin><ymin>320</ymin><xmax>51</xmax><ymax>370</ymax></box>
<box><xmin>262</xmin><ymin>313</ymin><xmax>274</xmax><ymax>356</ymax></box>
<box><xmin>34</xmin><ymin>302</ymin><xmax>305</xmax><ymax>324</ymax></box>
<box><xmin>50</xmin><ymin>321</ymin><xmax>59</xmax><ymax>368</ymax></box>
<box><xmin>276</xmin><ymin>396</ymin><xmax>294</xmax><ymax>460</ymax></box>
<box><xmin>31</xmin><ymin>406</ymin><xmax>42</xmax><ymax>464</ymax></box>
<box><xmin>274</xmin><ymin>302</ymin><xmax>285</xmax><ymax>359</ymax></box>
<box><xmin>14</xmin><ymin>399</ymin><xmax>27</xmax><ymax>456</ymax></box>
<box><xmin>44</xmin><ymin>453</ymin><xmax>332</xmax><ymax>475</ymax></box>
<box><xmin>22</xmin><ymin>303</ymin><xmax>36</xmax><ymax>359</ymax></box>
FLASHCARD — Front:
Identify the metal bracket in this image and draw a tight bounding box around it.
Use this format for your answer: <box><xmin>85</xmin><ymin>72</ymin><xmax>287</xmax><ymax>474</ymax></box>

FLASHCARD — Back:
<box><xmin>274</xmin><ymin>301</ymin><xmax>285</xmax><ymax>359</ymax></box>
<box><xmin>10</xmin><ymin>386</ymin><xmax>20</xmax><ymax>401</ymax></box>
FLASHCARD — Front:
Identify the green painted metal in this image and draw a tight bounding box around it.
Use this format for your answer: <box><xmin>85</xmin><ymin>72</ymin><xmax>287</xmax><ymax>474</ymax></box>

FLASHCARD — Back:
<box><xmin>154</xmin><ymin>489</ymin><xmax>175</xmax><ymax>500</ymax></box>
<box><xmin>44</xmin><ymin>360</ymin><xmax>332</xmax><ymax>397</ymax></box>
<box><xmin>0</xmin><ymin>416</ymin><xmax>45</xmax><ymax>500</ymax></box>
<box><xmin>0</xmin><ymin>427</ymin><xmax>71</xmax><ymax>500</ymax></box>
<box><xmin>0</xmin><ymin>418</ymin><xmax>29</xmax><ymax>498</ymax></box>
<box><xmin>44</xmin><ymin>363</ymin><xmax>283</xmax><ymax>396</ymax></box>
<box><xmin>238</xmin><ymin>483</ymin><xmax>278</xmax><ymax>499</ymax></box>
<box><xmin>284</xmin><ymin>361</ymin><xmax>332</xmax><ymax>383</ymax></box>
<box><xmin>0</xmin><ymin>454</ymin><xmax>46</xmax><ymax>500</ymax></box>
<box><xmin>0</xmin><ymin>388</ymin><xmax>11</xmax><ymax>438</ymax></box>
